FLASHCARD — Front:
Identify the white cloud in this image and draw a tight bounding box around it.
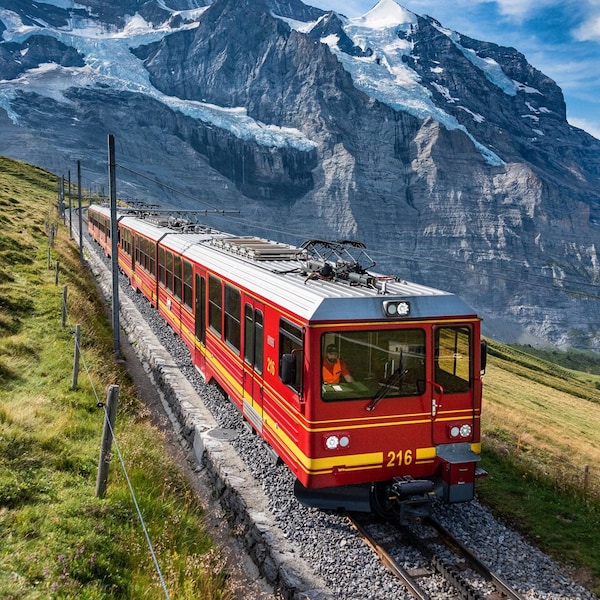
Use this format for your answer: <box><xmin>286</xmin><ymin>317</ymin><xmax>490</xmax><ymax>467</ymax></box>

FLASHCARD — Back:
<box><xmin>493</xmin><ymin>0</ymin><xmax>554</xmax><ymax>19</ymax></box>
<box><xmin>573</xmin><ymin>13</ymin><xmax>600</xmax><ymax>42</ymax></box>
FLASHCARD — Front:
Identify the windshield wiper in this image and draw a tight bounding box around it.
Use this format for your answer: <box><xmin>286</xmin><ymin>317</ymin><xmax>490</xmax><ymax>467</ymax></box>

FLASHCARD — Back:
<box><xmin>366</xmin><ymin>368</ymin><xmax>408</xmax><ymax>412</ymax></box>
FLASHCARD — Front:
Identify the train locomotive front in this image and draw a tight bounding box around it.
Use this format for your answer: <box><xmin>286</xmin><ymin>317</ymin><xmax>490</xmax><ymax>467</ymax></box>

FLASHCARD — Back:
<box><xmin>87</xmin><ymin>206</ymin><xmax>485</xmax><ymax>520</ymax></box>
<box><xmin>278</xmin><ymin>243</ymin><xmax>485</xmax><ymax>520</ymax></box>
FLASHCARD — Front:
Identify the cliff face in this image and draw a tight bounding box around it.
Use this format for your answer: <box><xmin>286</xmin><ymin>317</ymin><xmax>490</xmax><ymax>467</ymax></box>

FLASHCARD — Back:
<box><xmin>0</xmin><ymin>0</ymin><xmax>599</xmax><ymax>347</ymax></box>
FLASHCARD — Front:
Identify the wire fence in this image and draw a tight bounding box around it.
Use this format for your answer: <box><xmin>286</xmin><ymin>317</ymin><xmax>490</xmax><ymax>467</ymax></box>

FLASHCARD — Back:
<box><xmin>50</xmin><ymin>207</ymin><xmax>172</xmax><ymax>600</ymax></box>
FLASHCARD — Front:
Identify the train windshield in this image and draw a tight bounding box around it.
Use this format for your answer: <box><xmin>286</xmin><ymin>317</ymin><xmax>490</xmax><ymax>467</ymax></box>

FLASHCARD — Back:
<box><xmin>321</xmin><ymin>329</ymin><xmax>426</xmax><ymax>402</ymax></box>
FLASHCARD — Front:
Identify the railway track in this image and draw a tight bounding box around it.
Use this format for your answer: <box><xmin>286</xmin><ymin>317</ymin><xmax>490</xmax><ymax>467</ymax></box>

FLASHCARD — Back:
<box><xmin>347</xmin><ymin>512</ymin><xmax>526</xmax><ymax>600</ymax></box>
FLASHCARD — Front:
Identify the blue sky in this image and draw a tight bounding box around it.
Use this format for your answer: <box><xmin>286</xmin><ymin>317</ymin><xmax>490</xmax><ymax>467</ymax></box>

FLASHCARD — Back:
<box><xmin>307</xmin><ymin>0</ymin><xmax>600</xmax><ymax>140</ymax></box>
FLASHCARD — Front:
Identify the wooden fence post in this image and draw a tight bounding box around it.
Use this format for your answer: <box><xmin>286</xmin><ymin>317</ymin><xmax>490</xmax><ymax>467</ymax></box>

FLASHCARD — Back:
<box><xmin>61</xmin><ymin>286</ymin><xmax>68</xmax><ymax>328</ymax></box>
<box><xmin>71</xmin><ymin>324</ymin><xmax>81</xmax><ymax>390</ymax></box>
<box><xmin>96</xmin><ymin>385</ymin><xmax>119</xmax><ymax>499</ymax></box>
<box><xmin>54</xmin><ymin>261</ymin><xmax>60</xmax><ymax>285</ymax></box>
<box><xmin>584</xmin><ymin>464</ymin><xmax>590</xmax><ymax>493</ymax></box>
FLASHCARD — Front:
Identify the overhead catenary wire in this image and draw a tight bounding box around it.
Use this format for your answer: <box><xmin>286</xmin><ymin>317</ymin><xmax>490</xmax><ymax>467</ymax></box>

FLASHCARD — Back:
<box><xmin>203</xmin><ymin>199</ymin><xmax>600</xmax><ymax>302</ymax></box>
<box><xmin>109</xmin><ymin>160</ymin><xmax>600</xmax><ymax>304</ymax></box>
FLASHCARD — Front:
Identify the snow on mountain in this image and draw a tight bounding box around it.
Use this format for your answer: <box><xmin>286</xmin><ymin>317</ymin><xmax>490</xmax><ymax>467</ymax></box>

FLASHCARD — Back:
<box><xmin>355</xmin><ymin>0</ymin><xmax>414</xmax><ymax>28</ymax></box>
<box><xmin>0</xmin><ymin>0</ymin><xmax>556</xmax><ymax>163</ymax></box>
<box><xmin>0</xmin><ymin>6</ymin><xmax>315</xmax><ymax>150</ymax></box>
<box><xmin>278</xmin><ymin>0</ymin><xmax>503</xmax><ymax>165</ymax></box>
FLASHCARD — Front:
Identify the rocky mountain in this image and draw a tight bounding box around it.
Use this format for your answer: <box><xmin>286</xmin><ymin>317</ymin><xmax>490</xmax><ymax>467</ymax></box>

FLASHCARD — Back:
<box><xmin>1</xmin><ymin>0</ymin><xmax>599</xmax><ymax>348</ymax></box>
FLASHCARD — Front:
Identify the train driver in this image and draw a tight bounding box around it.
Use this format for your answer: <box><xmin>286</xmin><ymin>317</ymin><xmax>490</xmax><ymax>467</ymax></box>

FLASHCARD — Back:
<box><xmin>322</xmin><ymin>344</ymin><xmax>354</xmax><ymax>384</ymax></box>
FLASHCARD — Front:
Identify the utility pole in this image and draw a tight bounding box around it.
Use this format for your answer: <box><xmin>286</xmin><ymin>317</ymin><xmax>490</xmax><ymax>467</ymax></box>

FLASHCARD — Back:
<box><xmin>77</xmin><ymin>160</ymin><xmax>83</xmax><ymax>261</ymax></box>
<box><xmin>108</xmin><ymin>134</ymin><xmax>120</xmax><ymax>360</ymax></box>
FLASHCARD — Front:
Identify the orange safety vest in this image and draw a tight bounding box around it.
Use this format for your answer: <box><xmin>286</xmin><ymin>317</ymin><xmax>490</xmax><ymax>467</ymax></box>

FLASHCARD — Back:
<box><xmin>322</xmin><ymin>358</ymin><xmax>347</xmax><ymax>384</ymax></box>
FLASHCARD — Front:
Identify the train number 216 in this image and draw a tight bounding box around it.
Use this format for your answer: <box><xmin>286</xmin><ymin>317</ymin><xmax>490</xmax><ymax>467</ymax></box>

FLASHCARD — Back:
<box><xmin>387</xmin><ymin>450</ymin><xmax>413</xmax><ymax>467</ymax></box>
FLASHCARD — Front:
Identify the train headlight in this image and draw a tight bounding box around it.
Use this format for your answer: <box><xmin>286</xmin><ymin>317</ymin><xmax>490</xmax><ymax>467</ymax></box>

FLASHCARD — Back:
<box><xmin>324</xmin><ymin>434</ymin><xmax>350</xmax><ymax>450</ymax></box>
<box><xmin>382</xmin><ymin>300</ymin><xmax>410</xmax><ymax>318</ymax></box>
<box><xmin>325</xmin><ymin>435</ymin><xmax>339</xmax><ymax>450</ymax></box>
<box><xmin>448</xmin><ymin>423</ymin><xmax>473</xmax><ymax>439</ymax></box>
<box><xmin>459</xmin><ymin>424</ymin><xmax>472</xmax><ymax>438</ymax></box>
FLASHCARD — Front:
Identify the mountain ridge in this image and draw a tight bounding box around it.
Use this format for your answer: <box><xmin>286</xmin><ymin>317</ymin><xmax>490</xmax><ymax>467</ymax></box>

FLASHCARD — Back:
<box><xmin>0</xmin><ymin>0</ymin><xmax>599</xmax><ymax>348</ymax></box>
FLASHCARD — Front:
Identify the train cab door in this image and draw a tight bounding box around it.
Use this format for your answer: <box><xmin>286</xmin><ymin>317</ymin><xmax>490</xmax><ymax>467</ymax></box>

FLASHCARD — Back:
<box><xmin>194</xmin><ymin>272</ymin><xmax>207</xmax><ymax>375</ymax></box>
<box><xmin>242</xmin><ymin>300</ymin><xmax>265</xmax><ymax>434</ymax></box>
<box><xmin>431</xmin><ymin>325</ymin><xmax>476</xmax><ymax>445</ymax></box>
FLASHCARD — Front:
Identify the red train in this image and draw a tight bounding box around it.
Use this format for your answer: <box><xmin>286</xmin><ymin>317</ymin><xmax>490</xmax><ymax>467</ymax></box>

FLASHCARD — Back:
<box><xmin>88</xmin><ymin>203</ymin><xmax>486</xmax><ymax>520</ymax></box>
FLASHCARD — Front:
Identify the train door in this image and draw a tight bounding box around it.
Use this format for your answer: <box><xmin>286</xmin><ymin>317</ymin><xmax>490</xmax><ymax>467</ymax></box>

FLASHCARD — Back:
<box><xmin>194</xmin><ymin>271</ymin><xmax>207</xmax><ymax>375</ymax></box>
<box><xmin>431</xmin><ymin>325</ymin><xmax>475</xmax><ymax>445</ymax></box>
<box><xmin>242</xmin><ymin>300</ymin><xmax>265</xmax><ymax>433</ymax></box>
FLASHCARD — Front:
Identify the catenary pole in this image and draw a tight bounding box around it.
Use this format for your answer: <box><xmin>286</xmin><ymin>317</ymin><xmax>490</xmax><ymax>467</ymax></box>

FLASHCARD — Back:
<box><xmin>68</xmin><ymin>170</ymin><xmax>72</xmax><ymax>239</ymax></box>
<box><xmin>77</xmin><ymin>160</ymin><xmax>83</xmax><ymax>261</ymax></box>
<box><xmin>108</xmin><ymin>135</ymin><xmax>121</xmax><ymax>360</ymax></box>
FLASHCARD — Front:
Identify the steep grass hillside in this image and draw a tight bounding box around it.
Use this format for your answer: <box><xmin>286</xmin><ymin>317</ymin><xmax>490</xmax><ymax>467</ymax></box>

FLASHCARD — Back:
<box><xmin>478</xmin><ymin>341</ymin><xmax>600</xmax><ymax>593</ymax></box>
<box><xmin>0</xmin><ymin>157</ymin><xmax>232</xmax><ymax>599</ymax></box>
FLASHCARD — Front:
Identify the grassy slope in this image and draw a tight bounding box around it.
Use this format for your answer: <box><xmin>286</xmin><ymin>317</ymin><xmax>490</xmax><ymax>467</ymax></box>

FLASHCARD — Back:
<box><xmin>479</xmin><ymin>343</ymin><xmax>600</xmax><ymax>594</ymax></box>
<box><xmin>1</xmin><ymin>157</ymin><xmax>599</xmax><ymax>596</ymax></box>
<box><xmin>0</xmin><ymin>157</ymin><xmax>230</xmax><ymax>599</ymax></box>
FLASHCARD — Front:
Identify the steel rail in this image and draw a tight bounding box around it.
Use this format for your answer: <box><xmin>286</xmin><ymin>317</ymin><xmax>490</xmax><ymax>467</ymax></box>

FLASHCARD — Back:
<box><xmin>346</xmin><ymin>513</ymin><xmax>431</xmax><ymax>600</ymax></box>
<box><xmin>425</xmin><ymin>517</ymin><xmax>526</xmax><ymax>600</ymax></box>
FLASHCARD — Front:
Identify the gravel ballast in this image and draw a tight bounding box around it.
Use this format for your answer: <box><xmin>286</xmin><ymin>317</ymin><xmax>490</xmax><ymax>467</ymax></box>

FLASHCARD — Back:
<box><xmin>84</xmin><ymin>229</ymin><xmax>596</xmax><ymax>600</ymax></box>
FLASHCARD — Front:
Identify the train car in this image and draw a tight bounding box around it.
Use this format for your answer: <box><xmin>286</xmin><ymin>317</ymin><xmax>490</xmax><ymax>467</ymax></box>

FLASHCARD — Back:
<box><xmin>87</xmin><ymin>204</ymin><xmax>486</xmax><ymax>520</ymax></box>
<box><xmin>87</xmin><ymin>204</ymin><xmax>112</xmax><ymax>256</ymax></box>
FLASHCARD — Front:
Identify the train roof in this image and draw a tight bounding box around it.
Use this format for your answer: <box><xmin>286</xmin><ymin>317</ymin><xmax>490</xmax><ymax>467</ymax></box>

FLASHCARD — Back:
<box><xmin>88</xmin><ymin>204</ymin><xmax>478</xmax><ymax>323</ymax></box>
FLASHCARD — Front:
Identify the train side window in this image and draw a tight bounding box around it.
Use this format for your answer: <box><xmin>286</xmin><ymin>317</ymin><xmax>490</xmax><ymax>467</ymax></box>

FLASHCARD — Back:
<box><xmin>279</xmin><ymin>319</ymin><xmax>303</xmax><ymax>394</ymax></box>
<box><xmin>149</xmin><ymin>241</ymin><xmax>156</xmax><ymax>274</ymax></box>
<box><xmin>121</xmin><ymin>229</ymin><xmax>131</xmax><ymax>256</ymax></box>
<box><xmin>244</xmin><ymin>305</ymin><xmax>264</xmax><ymax>374</ymax></box>
<box><xmin>434</xmin><ymin>326</ymin><xmax>471</xmax><ymax>393</ymax></box>
<box><xmin>134</xmin><ymin>234</ymin><xmax>139</xmax><ymax>265</ymax></box>
<box><xmin>158</xmin><ymin>247</ymin><xmax>166</xmax><ymax>287</ymax></box>
<box><xmin>195</xmin><ymin>274</ymin><xmax>206</xmax><ymax>344</ymax></box>
<box><xmin>208</xmin><ymin>275</ymin><xmax>222</xmax><ymax>336</ymax></box>
<box><xmin>244</xmin><ymin>304</ymin><xmax>254</xmax><ymax>366</ymax></box>
<box><xmin>125</xmin><ymin>230</ymin><xmax>132</xmax><ymax>256</ymax></box>
<box><xmin>254</xmin><ymin>311</ymin><xmax>264</xmax><ymax>375</ymax></box>
<box><xmin>140</xmin><ymin>237</ymin><xmax>146</xmax><ymax>268</ymax></box>
<box><xmin>173</xmin><ymin>255</ymin><xmax>182</xmax><ymax>300</ymax></box>
<box><xmin>224</xmin><ymin>284</ymin><xmax>241</xmax><ymax>353</ymax></box>
<box><xmin>183</xmin><ymin>261</ymin><xmax>193</xmax><ymax>309</ymax></box>
<box><xmin>165</xmin><ymin>251</ymin><xmax>173</xmax><ymax>293</ymax></box>
<box><xmin>135</xmin><ymin>237</ymin><xmax>155</xmax><ymax>273</ymax></box>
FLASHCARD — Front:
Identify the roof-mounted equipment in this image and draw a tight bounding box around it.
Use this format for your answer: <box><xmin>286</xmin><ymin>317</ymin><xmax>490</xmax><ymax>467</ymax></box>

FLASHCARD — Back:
<box><xmin>299</xmin><ymin>239</ymin><xmax>378</xmax><ymax>287</ymax></box>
